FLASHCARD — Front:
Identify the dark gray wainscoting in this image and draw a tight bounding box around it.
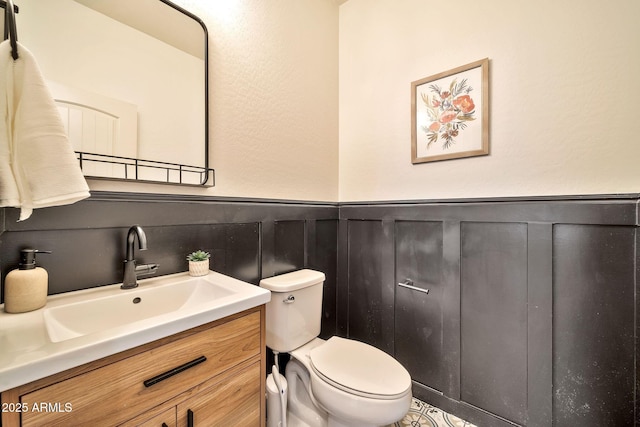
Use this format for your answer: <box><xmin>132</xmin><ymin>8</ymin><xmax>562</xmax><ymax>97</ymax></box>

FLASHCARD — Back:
<box><xmin>2</xmin><ymin>192</ymin><xmax>639</xmax><ymax>426</ymax></box>
<box><xmin>339</xmin><ymin>195</ymin><xmax>639</xmax><ymax>427</ymax></box>
<box><xmin>0</xmin><ymin>192</ymin><xmax>339</xmax><ymax>339</ymax></box>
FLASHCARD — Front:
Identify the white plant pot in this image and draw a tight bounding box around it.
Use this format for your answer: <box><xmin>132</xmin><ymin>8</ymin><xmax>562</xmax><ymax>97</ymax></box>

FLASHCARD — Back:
<box><xmin>188</xmin><ymin>260</ymin><xmax>209</xmax><ymax>277</ymax></box>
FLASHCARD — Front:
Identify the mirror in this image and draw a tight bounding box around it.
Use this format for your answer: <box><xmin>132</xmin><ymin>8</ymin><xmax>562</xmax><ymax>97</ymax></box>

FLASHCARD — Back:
<box><xmin>13</xmin><ymin>0</ymin><xmax>213</xmax><ymax>186</ymax></box>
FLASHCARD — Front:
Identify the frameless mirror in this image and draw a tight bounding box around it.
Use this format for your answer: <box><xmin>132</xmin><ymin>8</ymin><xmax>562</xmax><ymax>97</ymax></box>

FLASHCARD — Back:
<box><xmin>15</xmin><ymin>0</ymin><xmax>213</xmax><ymax>186</ymax></box>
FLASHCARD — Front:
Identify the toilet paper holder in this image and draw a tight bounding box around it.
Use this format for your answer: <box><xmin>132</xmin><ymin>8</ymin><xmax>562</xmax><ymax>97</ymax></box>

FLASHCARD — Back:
<box><xmin>397</xmin><ymin>278</ymin><xmax>430</xmax><ymax>295</ymax></box>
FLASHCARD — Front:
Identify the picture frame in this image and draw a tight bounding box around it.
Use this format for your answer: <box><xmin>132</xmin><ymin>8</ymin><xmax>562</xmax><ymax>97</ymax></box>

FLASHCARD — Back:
<box><xmin>411</xmin><ymin>58</ymin><xmax>489</xmax><ymax>164</ymax></box>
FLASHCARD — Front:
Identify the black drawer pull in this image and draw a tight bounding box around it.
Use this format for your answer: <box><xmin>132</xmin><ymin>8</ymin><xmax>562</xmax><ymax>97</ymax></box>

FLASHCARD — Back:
<box><xmin>187</xmin><ymin>409</ymin><xmax>194</xmax><ymax>427</ymax></box>
<box><xmin>162</xmin><ymin>424</ymin><xmax>169</xmax><ymax>427</ymax></box>
<box><xmin>143</xmin><ymin>356</ymin><xmax>207</xmax><ymax>387</ymax></box>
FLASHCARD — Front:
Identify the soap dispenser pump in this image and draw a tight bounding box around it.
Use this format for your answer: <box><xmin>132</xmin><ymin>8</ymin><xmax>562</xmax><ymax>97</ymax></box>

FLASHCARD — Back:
<box><xmin>4</xmin><ymin>249</ymin><xmax>51</xmax><ymax>313</ymax></box>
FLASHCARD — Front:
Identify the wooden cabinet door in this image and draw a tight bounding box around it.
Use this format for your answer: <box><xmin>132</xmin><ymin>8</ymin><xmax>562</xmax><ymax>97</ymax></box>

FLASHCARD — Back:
<box><xmin>177</xmin><ymin>362</ymin><xmax>261</xmax><ymax>427</ymax></box>
<box><xmin>20</xmin><ymin>312</ymin><xmax>260</xmax><ymax>426</ymax></box>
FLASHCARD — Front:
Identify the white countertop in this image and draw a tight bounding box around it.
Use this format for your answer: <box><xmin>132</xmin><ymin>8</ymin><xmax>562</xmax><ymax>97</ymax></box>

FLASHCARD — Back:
<box><xmin>0</xmin><ymin>271</ymin><xmax>270</xmax><ymax>392</ymax></box>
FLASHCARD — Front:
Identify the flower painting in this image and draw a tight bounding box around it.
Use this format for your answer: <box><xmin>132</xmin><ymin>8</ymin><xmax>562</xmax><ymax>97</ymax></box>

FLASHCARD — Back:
<box><xmin>411</xmin><ymin>58</ymin><xmax>489</xmax><ymax>164</ymax></box>
<box><xmin>421</xmin><ymin>80</ymin><xmax>476</xmax><ymax>149</ymax></box>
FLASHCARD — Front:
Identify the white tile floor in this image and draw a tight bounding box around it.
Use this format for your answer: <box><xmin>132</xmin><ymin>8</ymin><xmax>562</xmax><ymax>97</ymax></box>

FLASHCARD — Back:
<box><xmin>389</xmin><ymin>398</ymin><xmax>477</xmax><ymax>427</ymax></box>
<box><xmin>268</xmin><ymin>394</ymin><xmax>475</xmax><ymax>426</ymax></box>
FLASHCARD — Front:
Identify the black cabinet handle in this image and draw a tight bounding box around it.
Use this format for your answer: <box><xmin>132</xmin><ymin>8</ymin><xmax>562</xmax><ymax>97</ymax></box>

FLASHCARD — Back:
<box><xmin>143</xmin><ymin>356</ymin><xmax>207</xmax><ymax>387</ymax></box>
<box><xmin>162</xmin><ymin>424</ymin><xmax>168</xmax><ymax>427</ymax></box>
<box><xmin>187</xmin><ymin>409</ymin><xmax>194</xmax><ymax>427</ymax></box>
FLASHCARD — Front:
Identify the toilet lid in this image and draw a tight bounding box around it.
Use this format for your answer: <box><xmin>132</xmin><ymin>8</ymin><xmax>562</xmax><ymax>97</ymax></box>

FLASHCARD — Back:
<box><xmin>309</xmin><ymin>337</ymin><xmax>411</xmax><ymax>399</ymax></box>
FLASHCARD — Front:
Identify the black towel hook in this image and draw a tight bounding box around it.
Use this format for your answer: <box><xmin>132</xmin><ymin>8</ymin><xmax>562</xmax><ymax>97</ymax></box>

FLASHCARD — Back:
<box><xmin>3</xmin><ymin>0</ymin><xmax>18</xmax><ymax>60</ymax></box>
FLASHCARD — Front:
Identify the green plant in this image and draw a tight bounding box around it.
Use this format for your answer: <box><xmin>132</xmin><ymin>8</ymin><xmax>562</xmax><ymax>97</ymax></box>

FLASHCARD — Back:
<box><xmin>187</xmin><ymin>250</ymin><xmax>210</xmax><ymax>262</ymax></box>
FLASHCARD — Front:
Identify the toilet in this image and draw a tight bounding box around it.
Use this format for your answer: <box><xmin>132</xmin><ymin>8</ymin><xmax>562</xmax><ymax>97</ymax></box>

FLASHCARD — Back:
<box><xmin>260</xmin><ymin>269</ymin><xmax>412</xmax><ymax>427</ymax></box>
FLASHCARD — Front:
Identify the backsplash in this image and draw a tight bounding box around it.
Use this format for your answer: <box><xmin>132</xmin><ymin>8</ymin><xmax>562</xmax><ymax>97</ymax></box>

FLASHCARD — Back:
<box><xmin>0</xmin><ymin>192</ymin><xmax>339</xmax><ymax>337</ymax></box>
<box><xmin>1</xmin><ymin>222</ymin><xmax>261</xmax><ymax>293</ymax></box>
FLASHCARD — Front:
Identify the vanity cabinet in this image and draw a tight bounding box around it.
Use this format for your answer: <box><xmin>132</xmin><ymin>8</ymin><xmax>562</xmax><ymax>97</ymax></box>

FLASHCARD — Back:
<box><xmin>0</xmin><ymin>306</ymin><xmax>266</xmax><ymax>427</ymax></box>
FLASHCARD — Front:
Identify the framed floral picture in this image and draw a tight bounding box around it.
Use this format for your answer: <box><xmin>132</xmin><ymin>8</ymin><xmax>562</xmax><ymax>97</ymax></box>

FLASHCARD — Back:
<box><xmin>411</xmin><ymin>58</ymin><xmax>489</xmax><ymax>164</ymax></box>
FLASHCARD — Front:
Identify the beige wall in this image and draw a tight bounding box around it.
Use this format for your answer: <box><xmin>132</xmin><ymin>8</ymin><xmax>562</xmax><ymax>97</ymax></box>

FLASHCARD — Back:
<box><xmin>78</xmin><ymin>0</ymin><xmax>640</xmax><ymax>202</ymax></box>
<box><xmin>90</xmin><ymin>0</ymin><xmax>340</xmax><ymax>201</ymax></box>
<box><xmin>339</xmin><ymin>0</ymin><xmax>640</xmax><ymax>201</ymax></box>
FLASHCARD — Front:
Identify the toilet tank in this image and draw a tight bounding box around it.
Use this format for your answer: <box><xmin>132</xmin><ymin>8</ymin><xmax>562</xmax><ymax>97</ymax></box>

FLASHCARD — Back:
<box><xmin>259</xmin><ymin>269</ymin><xmax>325</xmax><ymax>353</ymax></box>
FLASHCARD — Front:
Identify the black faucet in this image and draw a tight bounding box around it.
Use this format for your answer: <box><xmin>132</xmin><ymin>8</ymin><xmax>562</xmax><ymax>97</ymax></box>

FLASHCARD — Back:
<box><xmin>121</xmin><ymin>225</ymin><xmax>158</xmax><ymax>289</ymax></box>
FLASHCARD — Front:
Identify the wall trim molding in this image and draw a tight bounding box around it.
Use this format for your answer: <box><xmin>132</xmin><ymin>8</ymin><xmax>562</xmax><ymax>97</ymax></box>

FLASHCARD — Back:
<box><xmin>90</xmin><ymin>191</ymin><xmax>640</xmax><ymax>206</ymax></box>
<box><xmin>1</xmin><ymin>191</ymin><xmax>638</xmax><ymax>232</ymax></box>
<box><xmin>339</xmin><ymin>193</ymin><xmax>640</xmax><ymax>206</ymax></box>
<box><xmin>340</xmin><ymin>197</ymin><xmax>640</xmax><ymax>226</ymax></box>
<box><xmin>1</xmin><ymin>192</ymin><xmax>339</xmax><ymax>232</ymax></box>
<box><xmin>87</xmin><ymin>191</ymin><xmax>339</xmax><ymax>206</ymax></box>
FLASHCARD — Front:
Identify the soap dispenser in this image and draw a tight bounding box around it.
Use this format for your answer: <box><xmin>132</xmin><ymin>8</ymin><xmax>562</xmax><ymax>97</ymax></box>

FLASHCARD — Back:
<box><xmin>4</xmin><ymin>249</ymin><xmax>51</xmax><ymax>313</ymax></box>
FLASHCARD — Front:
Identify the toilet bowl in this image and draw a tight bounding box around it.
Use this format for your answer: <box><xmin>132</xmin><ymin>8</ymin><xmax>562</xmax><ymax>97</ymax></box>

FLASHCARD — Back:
<box><xmin>260</xmin><ymin>269</ymin><xmax>412</xmax><ymax>427</ymax></box>
<box><xmin>291</xmin><ymin>337</ymin><xmax>412</xmax><ymax>427</ymax></box>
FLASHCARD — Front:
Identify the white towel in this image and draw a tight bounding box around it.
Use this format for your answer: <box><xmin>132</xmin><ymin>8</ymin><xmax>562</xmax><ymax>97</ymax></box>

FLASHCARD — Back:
<box><xmin>1</xmin><ymin>40</ymin><xmax>90</xmax><ymax>221</ymax></box>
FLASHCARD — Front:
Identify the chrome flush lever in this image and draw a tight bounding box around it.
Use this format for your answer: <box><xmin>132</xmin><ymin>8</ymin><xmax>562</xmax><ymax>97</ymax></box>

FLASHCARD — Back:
<box><xmin>398</xmin><ymin>278</ymin><xmax>430</xmax><ymax>295</ymax></box>
<box><xmin>283</xmin><ymin>295</ymin><xmax>295</xmax><ymax>304</ymax></box>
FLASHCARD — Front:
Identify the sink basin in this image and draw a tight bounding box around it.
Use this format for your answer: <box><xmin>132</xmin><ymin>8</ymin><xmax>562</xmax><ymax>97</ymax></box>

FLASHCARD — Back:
<box><xmin>44</xmin><ymin>272</ymin><xmax>260</xmax><ymax>342</ymax></box>
<box><xmin>0</xmin><ymin>270</ymin><xmax>270</xmax><ymax>393</ymax></box>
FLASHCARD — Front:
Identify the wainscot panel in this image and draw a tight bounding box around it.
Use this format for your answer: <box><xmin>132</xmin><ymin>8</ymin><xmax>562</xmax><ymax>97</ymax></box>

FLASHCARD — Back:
<box><xmin>0</xmin><ymin>192</ymin><xmax>339</xmax><ymax>316</ymax></box>
<box><xmin>314</xmin><ymin>219</ymin><xmax>339</xmax><ymax>339</ymax></box>
<box><xmin>553</xmin><ymin>224</ymin><xmax>635</xmax><ymax>426</ymax></box>
<box><xmin>460</xmin><ymin>222</ymin><xmax>528</xmax><ymax>425</ymax></box>
<box><xmin>273</xmin><ymin>220</ymin><xmax>306</xmax><ymax>276</ymax></box>
<box><xmin>344</xmin><ymin>220</ymin><xmax>395</xmax><ymax>354</ymax></box>
<box><xmin>2</xmin><ymin>193</ymin><xmax>639</xmax><ymax>427</ymax></box>
<box><xmin>394</xmin><ymin>220</ymin><xmax>445</xmax><ymax>393</ymax></box>
<box><xmin>339</xmin><ymin>194</ymin><xmax>639</xmax><ymax>427</ymax></box>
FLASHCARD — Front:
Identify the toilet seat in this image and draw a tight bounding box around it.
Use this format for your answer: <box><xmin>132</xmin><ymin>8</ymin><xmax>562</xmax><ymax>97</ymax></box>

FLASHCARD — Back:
<box><xmin>309</xmin><ymin>336</ymin><xmax>411</xmax><ymax>400</ymax></box>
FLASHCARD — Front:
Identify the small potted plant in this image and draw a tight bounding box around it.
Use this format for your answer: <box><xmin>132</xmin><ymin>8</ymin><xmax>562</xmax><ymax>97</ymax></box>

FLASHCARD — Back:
<box><xmin>187</xmin><ymin>250</ymin><xmax>210</xmax><ymax>277</ymax></box>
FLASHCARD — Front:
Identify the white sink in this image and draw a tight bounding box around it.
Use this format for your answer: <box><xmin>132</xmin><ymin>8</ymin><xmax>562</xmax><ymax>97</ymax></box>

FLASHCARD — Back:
<box><xmin>0</xmin><ymin>271</ymin><xmax>271</xmax><ymax>393</ymax></box>
<box><xmin>44</xmin><ymin>274</ymin><xmax>235</xmax><ymax>342</ymax></box>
